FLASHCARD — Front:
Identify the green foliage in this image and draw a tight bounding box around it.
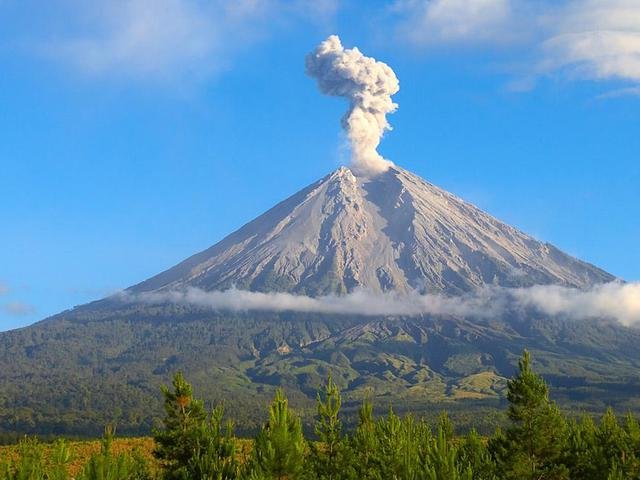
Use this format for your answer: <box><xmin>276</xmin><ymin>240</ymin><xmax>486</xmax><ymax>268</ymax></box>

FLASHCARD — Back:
<box><xmin>0</xmin><ymin>437</ymin><xmax>73</xmax><ymax>480</ymax></box>
<box><xmin>153</xmin><ymin>372</ymin><xmax>239</xmax><ymax>480</ymax></box>
<box><xmin>565</xmin><ymin>409</ymin><xmax>640</xmax><ymax>479</ymax></box>
<box><xmin>491</xmin><ymin>350</ymin><xmax>569</xmax><ymax>480</ymax></box>
<box><xmin>249</xmin><ymin>389</ymin><xmax>306</xmax><ymax>480</ymax></box>
<box><xmin>424</xmin><ymin>422</ymin><xmax>472</xmax><ymax>480</ymax></box>
<box><xmin>77</xmin><ymin>426</ymin><xmax>151</xmax><ymax>480</ymax></box>
<box><xmin>181</xmin><ymin>406</ymin><xmax>239</xmax><ymax>480</ymax></box>
<box><xmin>1</xmin><ymin>437</ymin><xmax>47</xmax><ymax>479</ymax></box>
<box><xmin>347</xmin><ymin>405</ymin><xmax>478</xmax><ymax>479</ymax></box>
<box><xmin>457</xmin><ymin>429</ymin><xmax>497</xmax><ymax>480</ymax></box>
<box><xmin>306</xmin><ymin>374</ymin><xmax>352</xmax><ymax>480</ymax></box>
<box><xmin>8</xmin><ymin>350</ymin><xmax>640</xmax><ymax>479</ymax></box>
<box><xmin>5</xmin><ymin>307</ymin><xmax>640</xmax><ymax>438</ymax></box>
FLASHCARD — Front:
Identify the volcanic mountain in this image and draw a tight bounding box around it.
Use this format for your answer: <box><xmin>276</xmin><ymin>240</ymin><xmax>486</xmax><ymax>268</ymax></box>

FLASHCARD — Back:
<box><xmin>130</xmin><ymin>166</ymin><xmax>612</xmax><ymax>296</ymax></box>
<box><xmin>0</xmin><ymin>166</ymin><xmax>637</xmax><ymax>437</ymax></box>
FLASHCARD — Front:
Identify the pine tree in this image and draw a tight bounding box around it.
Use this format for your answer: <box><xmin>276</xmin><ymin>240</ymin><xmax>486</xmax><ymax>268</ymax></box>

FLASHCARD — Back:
<box><xmin>154</xmin><ymin>372</ymin><xmax>207</xmax><ymax>479</ymax></box>
<box><xmin>623</xmin><ymin>413</ymin><xmax>640</xmax><ymax>477</ymax></box>
<box><xmin>307</xmin><ymin>375</ymin><xmax>353</xmax><ymax>480</ymax></box>
<box><xmin>375</xmin><ymin>408</ymin><xmax>414</xmax><ymax>479</ymax></box>
<box><xmin>565</xmin><ymin>415</ymin><xmax>601</xmax><ymax>479</ymax></box>
<box><xmin>424</xmin><ymin>418</ymin><xmax>472</xmax><ymax>480</ymax></box>
<box><xmin>350</xmin><ymin>398</ymin><xmax>380</xmax><ymax>479</ymax></box>
<box><xmin>154</xmin><ymin>372</ymin><xmax>238</xmax><ymax>480</ymax></box>
<box><xmin>184</xmin><ymin>406</ymin><xmax>240</xmax><ymax>480</ymax></box>
<box><xmin>491</xmin><ymin>350</ymin><xmax>569</xmax><ymax>480</ymax></box>
<box><xmin>249</xmin><ymin>389</ymin><xmax>306</xmax><ymax>480</ymax></box>
<box><xmin>457</xmin><ymin>428</ymin><xmax>496</xmax><ymax>480</ymax></box>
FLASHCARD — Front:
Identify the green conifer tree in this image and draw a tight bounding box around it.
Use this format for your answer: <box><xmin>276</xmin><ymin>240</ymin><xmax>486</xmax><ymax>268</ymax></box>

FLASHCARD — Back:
<box><xmin>424</xmin><ymin>420</ymin><xmax>472</xmax><ymax>480</ymax></box>
<box><xmin>154</xmin><ymin>372</ymin><xmax>208</xmax><ymax>478</ymax></box>
<box><xmin>350</xmin><ymin>398</ymin><xmax>380</xmax><ymax>479</ymax></box>
<box><xmin>565</xmin><ymin>415</ymin><xmax>601</xmax><ymax>479</ymax></box>
<box><xmin>307</xmin><ymin>375</ymin><xmax>353</xmax><ymax>480</ymax></box>
<box><xmin>457</xmin><ymin>428</ymin><xmax>497</xmax><ymax>480</ymax></box>
<box><xmin>184</xmin><ymin>406</ymin><xmax>240</xmax><ymax>480</ymax></box>
<box><xmin>491</xmin><ymin>350</ymin><xmax>569</xmax><ymax>480</ymax></box>
<box><xmin>154</xmin><ymin>372</ymin><xmax>238</xmax><ymax>480</ymax></box>
<box><xmin>249</xmin><ymin>389</ymin><xmax>306</xmax><ymax>480</ymax></box>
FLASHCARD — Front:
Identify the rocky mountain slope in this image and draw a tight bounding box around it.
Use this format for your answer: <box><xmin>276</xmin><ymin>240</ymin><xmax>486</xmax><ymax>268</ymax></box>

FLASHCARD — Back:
<box><xmin>130</xmin><ymin>166</ymin><xmax>612</xmax><ymax>296</ymax></box>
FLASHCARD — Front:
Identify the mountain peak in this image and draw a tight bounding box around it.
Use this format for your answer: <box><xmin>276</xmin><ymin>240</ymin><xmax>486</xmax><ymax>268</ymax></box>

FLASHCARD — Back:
<box><xmin>130</xmin><ymin>166</ymin><xmax>613</xmax><ymax>296</ymax></box>
<box><xmin>331</xmin><ymin>165</ymin><xmax>355</xmax><ymax>177</ymax></box>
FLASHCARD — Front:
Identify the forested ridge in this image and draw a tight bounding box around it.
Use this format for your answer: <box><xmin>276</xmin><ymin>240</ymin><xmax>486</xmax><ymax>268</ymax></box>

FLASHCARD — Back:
<box><xmin>3</xmin><ymin>351</ymin><xmax>640</xmax><ymax>479</ymax></box>
<box><xmin>3</xmin><ymin>306</ymin><xmax>640</xmax><ymax>438</ymax></box>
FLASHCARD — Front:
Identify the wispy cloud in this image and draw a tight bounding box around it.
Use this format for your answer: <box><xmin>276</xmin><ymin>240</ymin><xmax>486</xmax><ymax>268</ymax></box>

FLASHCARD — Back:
<box><xmin>596</xmin><ymin>86</ymin><xmax>640</xmax><ymax>99</ymax></box>
<box><xmin>119</xmin><ymin>281</ymin><xmax>640</xmax><ymax>326</ymax></box>
<box><xmin>392</xmin><ymin>0</ymin><xmax>640</xmax><ymax>91</ymax></box>
<box><xmin>1</xmin><ymin>301</ymin><xmax>36</xmax><ymax>317</ymax></box>
<box><xmin>392</xmin><ymin>0</ymin><xmax>525</xmax><ymax>47</ymax></box>
<box><xmin>0</xmin><ymin>282</ymin><xmax>8</xmax><ymax>296</ymax></box>
<box><xmin>511</xmin><ymin>282</ymin><xmax>640</xmax><ymax>326</ymax></box>
<box><xmin>33</xmin><ymin>0</ymin><xmax>338</xmax><ymax>82</ymax></box>
<box><xmin>540</xmin><ymin>0</ymin><xmax>640</xmax><ymax>83</ymax></box>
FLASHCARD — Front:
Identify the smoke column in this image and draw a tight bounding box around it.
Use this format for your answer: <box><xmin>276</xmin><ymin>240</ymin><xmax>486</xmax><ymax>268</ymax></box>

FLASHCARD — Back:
<box><xmin>306</xmin><ymin>35</ymin><xmax>399</xmax><ymax>176</ymax></box>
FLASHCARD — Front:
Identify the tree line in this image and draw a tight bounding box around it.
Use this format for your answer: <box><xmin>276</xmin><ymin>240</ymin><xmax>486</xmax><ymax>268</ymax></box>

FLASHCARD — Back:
<box><xmin>3</xmin><ymin>351</ymin><xmax>640</xmax><ymax>479</ymax></box>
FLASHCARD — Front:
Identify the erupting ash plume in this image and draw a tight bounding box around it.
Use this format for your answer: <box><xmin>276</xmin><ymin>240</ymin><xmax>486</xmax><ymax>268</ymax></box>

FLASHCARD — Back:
<box><xmin>306</xmin><ymin>35</ymin><xmax>399</xmax><ymax>176</ymax></box>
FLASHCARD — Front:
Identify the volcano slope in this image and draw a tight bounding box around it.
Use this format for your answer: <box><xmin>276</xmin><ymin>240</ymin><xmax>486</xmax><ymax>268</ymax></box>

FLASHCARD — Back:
<box><xmin>1</xmin><ymin>167</ymin><xmax>637</xmax><ymax>436</ymax></box>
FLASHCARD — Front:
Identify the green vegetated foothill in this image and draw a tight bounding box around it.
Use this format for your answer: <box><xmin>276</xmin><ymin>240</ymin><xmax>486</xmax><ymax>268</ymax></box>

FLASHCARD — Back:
<box><xmin>3</xmin><ymin>351</ymin><xmax>640</xmax><ymax>479</ymax></box>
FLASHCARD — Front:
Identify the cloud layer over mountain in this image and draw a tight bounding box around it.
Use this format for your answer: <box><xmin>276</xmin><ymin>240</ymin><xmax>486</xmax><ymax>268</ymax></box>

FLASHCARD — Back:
<box><xmin>121</xmin><ymin>281</ymin><xmax>640</xmax><ymax>326</ymax></box>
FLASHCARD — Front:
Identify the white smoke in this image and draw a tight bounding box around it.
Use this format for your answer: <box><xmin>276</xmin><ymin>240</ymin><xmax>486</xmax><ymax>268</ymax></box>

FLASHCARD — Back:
<box><xmin>119</xmin><ymin>281</ymin><xmax>640</xmax><ymax>326</ymax></box>
<box><xmin>306</xmin><ymin>35</ymin><xmax>400</xmax><ymax>176</ymax></box>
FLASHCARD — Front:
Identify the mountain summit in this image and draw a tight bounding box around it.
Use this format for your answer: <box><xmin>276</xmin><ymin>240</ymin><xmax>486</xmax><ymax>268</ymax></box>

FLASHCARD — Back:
<box><xmin>131</xmin><ymin>166</ymin><xmax>612</xmax><ymax>297</ymax></box>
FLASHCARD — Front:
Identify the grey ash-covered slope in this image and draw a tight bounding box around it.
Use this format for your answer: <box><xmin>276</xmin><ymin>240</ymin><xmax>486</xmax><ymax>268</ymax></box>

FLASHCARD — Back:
<box><xmin>131</xmin><ymin>166</ymin><xmax>613</xmax><ymax>297</ymax></box>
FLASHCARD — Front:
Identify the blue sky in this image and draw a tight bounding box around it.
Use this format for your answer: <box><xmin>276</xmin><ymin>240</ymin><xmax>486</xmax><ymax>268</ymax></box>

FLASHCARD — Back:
<box><xmin>1</xmin><ymin>0</ymin><xmax>639</xmax><ymax>331</ymax></box>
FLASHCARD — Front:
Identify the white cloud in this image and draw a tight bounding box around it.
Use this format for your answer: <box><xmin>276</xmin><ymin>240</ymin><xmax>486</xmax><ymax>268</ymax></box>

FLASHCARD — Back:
<box><xmin>541</xmin><ymin>0</ymin><xmax>640</xmax><ymax>82</ymax></box>
<box><xmin>127</xmin><ymin>287</ymin><xmax>501</xmax><ymax>317</ymax></box>
<box><xmin>392</xmin><ymin>0</ymin><xmax>529</xmax><ymax>47</ymax></box>
<box><xmin>37</xmin><ymin>0</ymin><xmax>338</xmax><ymax>81</ymax></box>
<box><xmin>393</xmin><ymin>0</ymin><xmax>640</xmax><ymax>89</ymax></box>
<box><xmin>120</xmin><ymin>281</ymin><xmax>640</xmax><ymax>326</ymax></box>
<box><xmin>511</xmin><ymin>282</ymin><xmax>640</xmax><ymax>327</ymax></box>
<box><xmin>0</xmin><ymin>283</ymin><xmax>7</xmax><ymax>296</ymax></box>
<box><xmin>597</xmin><ymin>85</ymin><xmax>640</xmax><ymax>99</ymax></box>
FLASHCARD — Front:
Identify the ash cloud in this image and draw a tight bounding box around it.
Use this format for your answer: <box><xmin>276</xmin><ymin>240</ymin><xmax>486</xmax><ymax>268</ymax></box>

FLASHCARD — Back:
<box><xmin>306</xmin><ymin>35</ymin><xmax>400</xmax><ymax>176</ymax></box>
<box><xmin>120</xmin><ymin>281</ymin><xmax>640</xmax><ymax>326</ymax></box>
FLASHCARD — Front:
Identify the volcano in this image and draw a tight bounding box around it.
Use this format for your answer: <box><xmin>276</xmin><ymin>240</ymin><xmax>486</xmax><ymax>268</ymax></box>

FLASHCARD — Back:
<box><xmin>130</xmin><ymin>166</ymin><xmax>612</xmax><ymax>296</ymax></box>
<box><xmin>1</xmin><ymin>166</ymin><xmax>637</xmax><ymax>437</ymax></box>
